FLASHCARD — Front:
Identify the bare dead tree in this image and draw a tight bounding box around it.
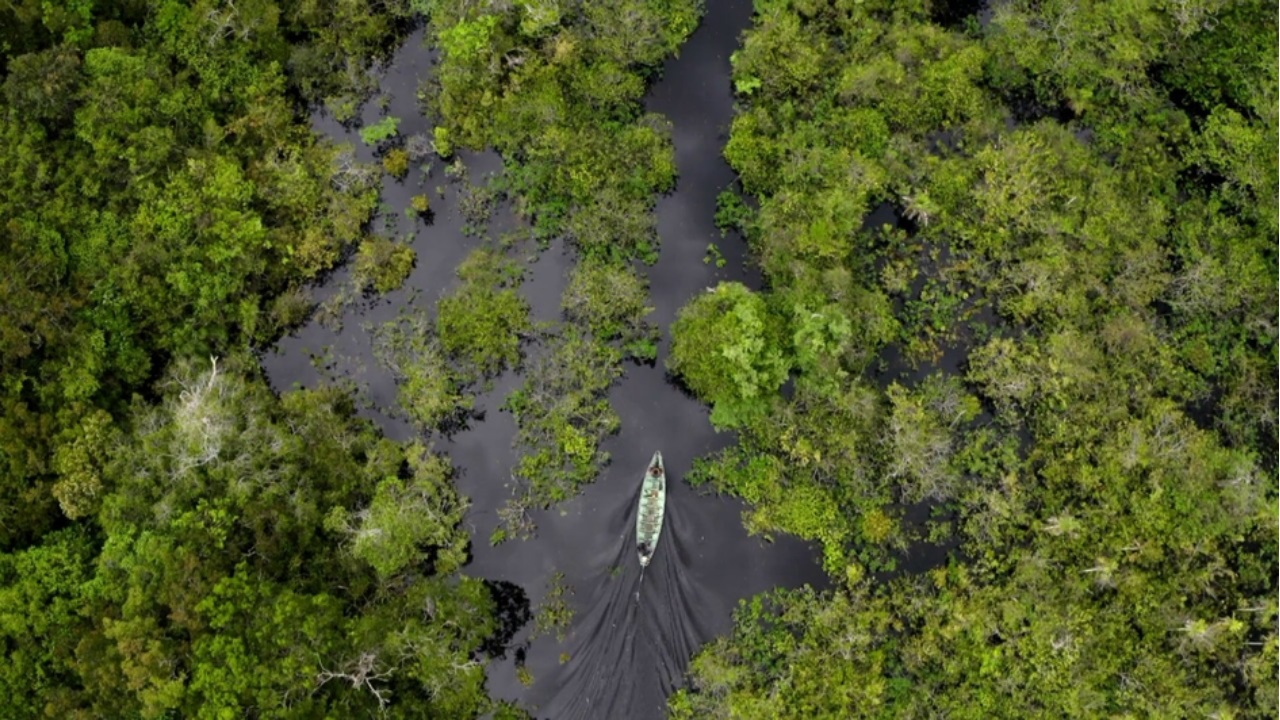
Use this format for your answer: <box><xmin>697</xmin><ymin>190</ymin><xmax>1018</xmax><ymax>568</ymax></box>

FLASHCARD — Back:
<box><xmin>316</xmin><ymin>652</ymin><xmax>392</xmax><ymax>709</ymax></box>
<box><xmin>170</xmin><ymin>356</ymin><xmax>231</xmax><ymax>475</ymax></box>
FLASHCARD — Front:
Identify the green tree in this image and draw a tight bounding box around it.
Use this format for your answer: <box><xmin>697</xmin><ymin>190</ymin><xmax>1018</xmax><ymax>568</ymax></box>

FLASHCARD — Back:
<box><xmin>339</xmin><ymin>444</ymin><xmax>470</xmax><ymax>579</ymax></box>
<box><xmin>669</xmin><ymin>282</ymin><xmax>791</xmax><ymax>429</ymax></box>
<box><xmin>436</xmin><ymin>250</ymin><xmax>531</xmax><ymax>378</ymax></box>
<box><xmin>503</xmin><ymin>329</ymin><xmax>622</xmax><ymax>519</ymax></box>
<box><xmin>0</xmin><ymin>528</ymin><xmax>96</xmax><ymax>718</ymax></box>
<box><xmin>561</xmin><ymin>260</ymin><xmax>657</xmax><ymax>359</ymax></box>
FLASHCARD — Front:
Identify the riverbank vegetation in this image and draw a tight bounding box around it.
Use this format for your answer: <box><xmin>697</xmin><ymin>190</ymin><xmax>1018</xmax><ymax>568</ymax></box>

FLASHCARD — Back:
<box><xmin>669</xmin><ymin>0</ymin><xmax>1276</xmax><ymax>716</ymax></box>
<box><xmin>0</xmin><ymin>2</ymin><xmax>530</xmax><ymax>715</ymax></box>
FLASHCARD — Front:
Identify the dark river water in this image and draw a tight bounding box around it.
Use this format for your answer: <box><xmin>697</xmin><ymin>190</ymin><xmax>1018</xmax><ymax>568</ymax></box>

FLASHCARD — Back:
<box><xmin>261</xmin><ymin>2</ymin><xmax>828</xmax><ymax>717</ymax></box>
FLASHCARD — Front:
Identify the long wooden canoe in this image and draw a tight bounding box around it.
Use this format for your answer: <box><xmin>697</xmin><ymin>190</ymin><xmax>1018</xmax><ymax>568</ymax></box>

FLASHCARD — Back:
<box><xmin>635</xmin><ymin>451</ymin><xmax>666</xmax><ymax>567</ymax></box>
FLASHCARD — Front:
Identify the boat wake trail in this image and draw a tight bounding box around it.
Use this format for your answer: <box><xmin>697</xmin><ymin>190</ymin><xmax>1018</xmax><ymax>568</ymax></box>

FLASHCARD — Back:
<box><xmin>526</xmin><ymin>488</ymin><xmax>712</xmax><ymax>720</ymax></box>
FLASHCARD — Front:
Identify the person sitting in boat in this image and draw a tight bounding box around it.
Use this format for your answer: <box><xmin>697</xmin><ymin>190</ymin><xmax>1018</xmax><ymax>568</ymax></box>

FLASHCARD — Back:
<box><xmin>638</xmin><ymin>542</ymin><xmax>651</xmax><ymax>558</ymax></box>
<box><xmin>650</xmin><ymin>464</ymin><xmax>663</xmax><ymax>477</ymax></box>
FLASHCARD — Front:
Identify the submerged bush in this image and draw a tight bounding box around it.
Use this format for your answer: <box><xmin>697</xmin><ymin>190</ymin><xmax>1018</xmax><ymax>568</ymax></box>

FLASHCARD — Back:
<box><xmin>382</xmin><ymin>147</ymin><xmax>410</xmax><ymax>178</ymax></box>
<box><xmin>354</xmin><ymin>237</ymin><xmax>415</xmax><ymax>294</ymax></box>
<box><xmin>360</xmin><ymin>115</ymin><xmax>400</xmax><ymax>146</ymax></box>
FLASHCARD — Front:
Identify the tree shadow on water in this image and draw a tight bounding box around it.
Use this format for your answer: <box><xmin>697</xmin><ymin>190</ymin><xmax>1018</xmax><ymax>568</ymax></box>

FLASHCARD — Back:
<box><xmin>480</xmin><ymin>579</ymin><xmax>533</xmax><ymax>660</ymax></box>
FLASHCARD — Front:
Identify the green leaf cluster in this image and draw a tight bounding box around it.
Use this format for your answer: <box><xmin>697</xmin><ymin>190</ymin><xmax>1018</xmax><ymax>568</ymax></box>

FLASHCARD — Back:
<box><xmin>561</xmin><ymin>261</ymin><xmax>659</xmax><ymax>360</ymax></box>
<box><xmin>374</xmin><ymin>312</ymin><xmax>476</xmax><ymax>433</ymax></box>
<box><xmin>669</xmin><ymin>282</ymin><xmax>790</xmax><ymax>429</ymax></box>
<box><xmin>360</xmin><ymin>115</ymin><xmax>402</xmax><ymax>146</ymax></box>
<box><xmin>436</xmin><ymin>249</ymin><xmax>532</xmax><ymax>378</ymax></box>
<box><xmin>353</xmin><ymin>236</ymin><xmax>416</xmax><ymax>294</ymax></box>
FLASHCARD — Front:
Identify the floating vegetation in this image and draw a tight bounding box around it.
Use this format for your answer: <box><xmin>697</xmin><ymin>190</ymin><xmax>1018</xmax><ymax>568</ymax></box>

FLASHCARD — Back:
<box><xmin>532</xmin><ymin>572</ymin><xmax>576</xmax><ymax>643</ymax></box>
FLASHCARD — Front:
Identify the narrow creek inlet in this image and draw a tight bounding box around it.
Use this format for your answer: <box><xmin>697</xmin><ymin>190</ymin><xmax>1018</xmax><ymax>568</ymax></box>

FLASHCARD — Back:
<box><xmin>261</xmin><ymin>2</ymin><xmax>827</xmax><ymax>718</ymax></box>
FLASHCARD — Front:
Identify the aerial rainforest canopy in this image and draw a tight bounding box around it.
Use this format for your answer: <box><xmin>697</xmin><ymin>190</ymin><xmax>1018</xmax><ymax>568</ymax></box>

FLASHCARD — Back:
<box><xmin>0</xmin><ymin>0</ymin><xmax>1274</xmax><ymax>718</ymax></box>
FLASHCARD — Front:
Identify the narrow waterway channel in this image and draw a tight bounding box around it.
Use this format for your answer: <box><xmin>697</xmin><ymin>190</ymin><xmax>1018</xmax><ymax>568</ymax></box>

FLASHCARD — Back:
<box><xmin>261</xmin><ymin>3</ymin><xmax>827</xmax><ymax>717</ymax></box>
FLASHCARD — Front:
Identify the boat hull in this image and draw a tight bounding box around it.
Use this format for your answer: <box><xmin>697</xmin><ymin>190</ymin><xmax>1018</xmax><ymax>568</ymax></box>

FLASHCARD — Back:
<box><xmin>636</xmin><ymin>451</ymin><xmax>666</xmax><ymax>567</ymax></box>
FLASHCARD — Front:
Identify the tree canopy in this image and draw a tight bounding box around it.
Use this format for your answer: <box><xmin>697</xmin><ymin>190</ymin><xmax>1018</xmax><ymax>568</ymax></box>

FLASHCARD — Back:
<box><xmin>0</xmin><ymin>0</ymin><xmax>401</xmax><ymax>549</ymax></box>
<box><xmin>0</xmin><ymin>2</ymin><xmax>518</xmax><ymax>716</ymax></box>
<box><xmin>669</xmin><ymin>0</ymin><xmax>1277</xmax><ymax>717</ymax></box>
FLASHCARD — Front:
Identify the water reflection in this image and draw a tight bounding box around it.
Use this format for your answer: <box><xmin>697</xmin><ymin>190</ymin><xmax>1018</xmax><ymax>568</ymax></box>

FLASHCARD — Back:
<box><xmin>526</xmin><ymin>478</ymin><xmax>720</xmax><ymax>719</ymax></box>
<box><xmin>263</xmin><ymin>3</ymin><xmax>829</xmax><ymax>717</ymax></box>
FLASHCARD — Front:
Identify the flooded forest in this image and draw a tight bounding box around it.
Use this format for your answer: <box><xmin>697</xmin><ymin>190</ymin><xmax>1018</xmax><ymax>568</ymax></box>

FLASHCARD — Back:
<box><xmin>0</xmin><ymin>0</ymin><xmax>1275</xmax><ymax>718</ymax></box>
